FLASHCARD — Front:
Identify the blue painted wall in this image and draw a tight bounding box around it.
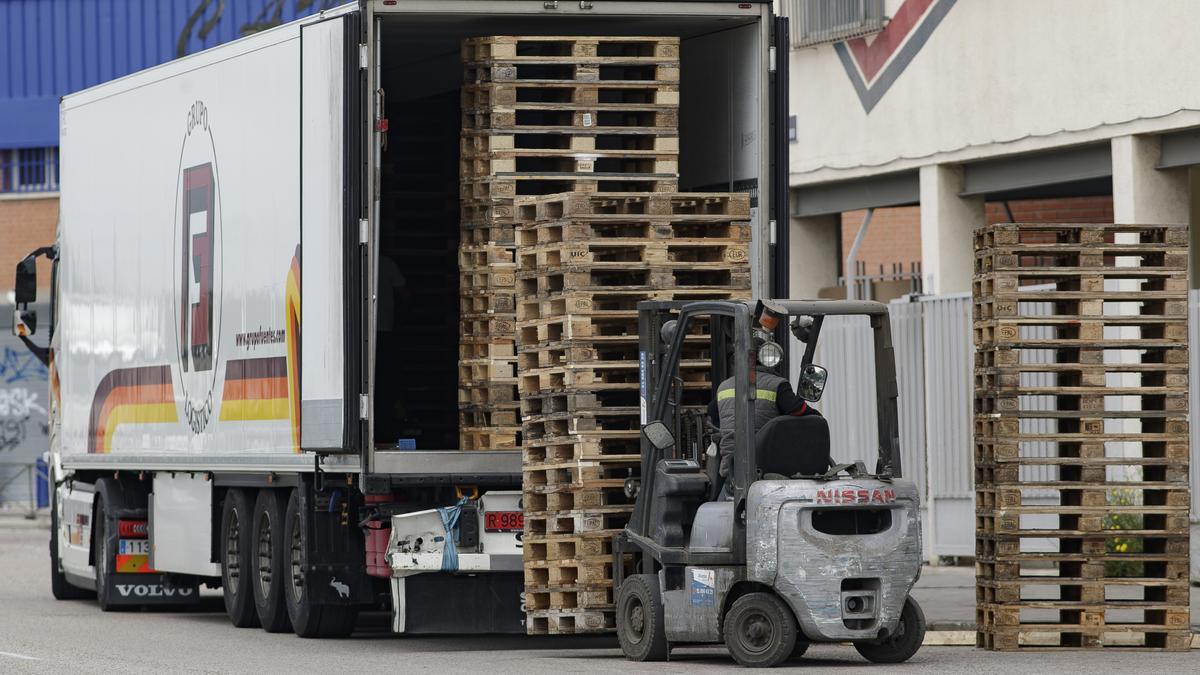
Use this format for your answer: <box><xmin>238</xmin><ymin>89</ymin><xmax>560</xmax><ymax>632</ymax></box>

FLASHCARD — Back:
<box><xmin>0</xmin><ymin>0</ymin><xmax>342</xmax><ymax>148</ymax></box>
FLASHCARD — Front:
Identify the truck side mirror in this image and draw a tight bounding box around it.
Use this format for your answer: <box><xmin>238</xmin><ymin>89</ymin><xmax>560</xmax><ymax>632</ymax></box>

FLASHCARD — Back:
<box><xmin>12</xmin><ymin>308</ymin><xmax>37</xmax><ymax>337</ymax></box>
<box><xmin>797</xmin><ymin>364</ymin><xmax>828</xmax><ymax>402</ymax></box>
<box><xmin>642</xmin><ymin>421</ymin><xmax>675</xmax><ymax>451</ymax></box>
<box><xmin>14</xmin><ymin>256</ymin><xmax>37</xmax><ymax>305</ymax></box>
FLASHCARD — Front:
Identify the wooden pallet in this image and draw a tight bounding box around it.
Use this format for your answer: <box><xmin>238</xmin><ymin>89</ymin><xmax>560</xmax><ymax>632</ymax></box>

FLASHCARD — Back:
<box><xmin>461</xmin><ymin>175</ymin><xmax>679</xmax><ymax>200</ymax></box>
<box><xmin>525</xmin><ymin>584</ymin><xmax>614</xmax><ymax>611</ymax></box>
<box><xmin>975</xmin><ymin>222</ymin><xmax>1188</xmax><ymax>249</ymax></box>
<box><xmin>461</xmin><ymin>151</ymin><xmax>679</xmax><ymax>180</ymax></box>
<box><xmin>526</xmin><ymin>608</ymin><xmax>616</xmax><ymax>635</ymax></box>
<box><xmin>462</xmin><ymin>129</ymin><xmax>679</xmax><ymax>157</ymax></box>
<box><xmin>523</xmin><ymin>484</ymin><xmax>632</xmax><ymax>512</ymax></box>
<box><xmin>518</xmin><ymin>191</ymin><xmax>749</xmax><ymax>221</ymax></box>
<box><xmin>462</xmin><ymin>108</ymin><xmax>679</xmax><ymax>135</ymax></box>
<box><xmin>463</xmin><ymin>35</ymin><xmax>680</xmax><ymax>63</ymax></box>
<box><xmin>524</xmin><ymin>506</ymin><xmax>633</xmax><ymax>536</ymax></box>
<box><xmin>458</xmin><ymin>403</ymin><xmax>520</xmax><ymax>428</ymax></box>
<box><xmin>459</xmin><ymin>426</ymin><xmax>521</xmax><ymax>452</ymax></box>
<box><xmin>465</xmin><ymin>60</ymin><xmax>680</xmax><ymax>86</ymax></box>
<box><xmin>973</xmin><ymin>222</ymin><xmax>1191</xmax><ymax>651</ymax></box>
<box><xmin>462</xmin><ymin>81</ymin><xmax>680</xmax><ymax>109</ymax></box>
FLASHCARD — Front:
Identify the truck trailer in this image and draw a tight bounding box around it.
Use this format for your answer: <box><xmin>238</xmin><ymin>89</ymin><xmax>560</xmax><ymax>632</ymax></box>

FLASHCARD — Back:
<box><xmin>12</xmin><ymin>0</ymin><xmax>790</xmax><ymax>637</ymax></box>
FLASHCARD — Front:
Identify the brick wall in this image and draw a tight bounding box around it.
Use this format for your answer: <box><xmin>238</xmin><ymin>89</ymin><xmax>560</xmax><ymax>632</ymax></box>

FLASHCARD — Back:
<box><xmin>839</xmin><ymin>196</ymin><xmax>1115</xmax><ymax>272</ymax></box>
<box><xmin>840</xmin><ymin>206</ymin><xmax>922</xmax><ymax>278</ymax></box>
<box><xmin>0</xmin><ymin>195</ymin><xmax>58</xmax><ymax>295</ymax></box>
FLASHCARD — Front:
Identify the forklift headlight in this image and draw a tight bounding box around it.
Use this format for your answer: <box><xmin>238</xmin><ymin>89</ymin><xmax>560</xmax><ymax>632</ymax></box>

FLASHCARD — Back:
<box><xmin>758</xmin><ymin>341</ymin><xmax>783</xmax><ymax>368</ymax></box>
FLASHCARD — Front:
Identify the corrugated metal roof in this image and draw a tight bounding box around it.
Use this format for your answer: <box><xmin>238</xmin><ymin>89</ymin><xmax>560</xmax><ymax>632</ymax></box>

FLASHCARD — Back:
<box><xmin>0</xmin><ymin>0</ymin><xmax>340</xmax><ymax>148</ymax></box>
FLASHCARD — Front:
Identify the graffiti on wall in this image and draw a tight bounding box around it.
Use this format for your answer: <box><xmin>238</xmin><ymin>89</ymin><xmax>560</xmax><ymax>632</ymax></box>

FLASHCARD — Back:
<box><xmin>0</xmin><ymin>346</ymin><xmax>49</xmax><ymax>453</ymax></box>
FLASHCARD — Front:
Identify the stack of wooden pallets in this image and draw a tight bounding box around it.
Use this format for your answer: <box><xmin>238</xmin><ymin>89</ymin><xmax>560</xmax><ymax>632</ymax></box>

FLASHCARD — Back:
<box><xmin>973</xmin><ymin>222</ymin><xmax>1191</xmax><ymax>651</ymax></box>
<box><xmin>516</xmin><ymin>191</ymin><xmax>752</xmax><ymax>634</ymax></box>
<box><xmin>458</xmin><ymin>35</ymin><xmax>681</xmax><ymax>451</ymax></box>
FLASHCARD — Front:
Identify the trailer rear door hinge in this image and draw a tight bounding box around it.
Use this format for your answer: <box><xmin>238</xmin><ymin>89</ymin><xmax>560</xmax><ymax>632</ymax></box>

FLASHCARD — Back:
<box><xmin>359</xmin><ymin>218</ymin><xmax>369</xmax><ymax>244</ymax></box>
<box><xmin>769</xmin><ymin>46</ymin><xmax>777</xmax><ymax>73</ymax></box>
<box><xmin>359</xmin><ymin>44</ymin><xmax>369</xmax><ymax>69</ymax></box>
<box><xmin>359</xmin><ymin>394</ymin><xmax>369</xmax><ymax>420</ymax></box>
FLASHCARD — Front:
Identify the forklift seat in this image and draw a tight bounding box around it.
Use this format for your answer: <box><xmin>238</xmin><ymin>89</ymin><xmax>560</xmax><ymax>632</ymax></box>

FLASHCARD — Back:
<box><xmin>755</xmin><ymin>414</ymin><xmax>833</xmax><ymax>477</ymax></box>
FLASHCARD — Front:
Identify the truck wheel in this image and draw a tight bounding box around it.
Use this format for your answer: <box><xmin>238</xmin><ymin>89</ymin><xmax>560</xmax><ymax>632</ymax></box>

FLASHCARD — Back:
<box><xmin>220</xmin><ymin>489</ymin><xmax>260</xmax><ymax>628</ymax></box>
<box><xmin>251</xmin><ymin>489</ymin><xmax>293</xmax><ymax>633</ymax></box>
<box><xmin>723</xmin><ymin>592</ymin><xmax>797</xmax><ymax>668</ymax></box>
<box><xmin>283</xmin><ymin>488</ymin><xmax>357</xmax><ymax>638</ymax></box>
<box><xmin>92</xmin><ymin>479</ymin><xmax>124</xmax><ymax>612</ymax></box>
<box><xmin>853</xmin><ymin>596</ymin><xmax>926</xmax><ymax>664</ymax></box>
<box><xmin>616</xmin><ymin>574</ymin><xmax>668</xmax><ymax>661</ymax></box>
<box><xmin>50</xmin><ymin>486</ymin><xmax>93</xmax><ymax>600</ymax></box>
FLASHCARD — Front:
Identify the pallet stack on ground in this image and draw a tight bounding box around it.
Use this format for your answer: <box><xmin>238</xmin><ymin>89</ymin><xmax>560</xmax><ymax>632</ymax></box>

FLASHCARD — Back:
<box><xmin>973</xmin><ymin>222</ymin><xmax>1191</xmax><ymax>651</ymax></box>
<box><xmin>458</xmin><ymin>35</ymin><xmax>681</xmax><ymax>451</ymax></box>
<box><xmin>515</xmin><ymin>191</ymin><xmax>752</xmax><ymax>634</ymax></box>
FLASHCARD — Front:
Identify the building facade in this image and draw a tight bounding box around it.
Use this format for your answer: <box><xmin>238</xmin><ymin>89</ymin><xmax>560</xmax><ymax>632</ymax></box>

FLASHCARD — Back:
<box><xmin>785</xmin><ymin>0</ymin><xmax>1200</xmax><ymax>298</ymax></box>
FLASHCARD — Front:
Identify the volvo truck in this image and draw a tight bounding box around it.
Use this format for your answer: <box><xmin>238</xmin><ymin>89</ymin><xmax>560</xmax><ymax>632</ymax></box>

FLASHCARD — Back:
<box><xmin>11</xmin><ymin>0</ymin><xmax>790</xmax><ymax>637</ymax></box>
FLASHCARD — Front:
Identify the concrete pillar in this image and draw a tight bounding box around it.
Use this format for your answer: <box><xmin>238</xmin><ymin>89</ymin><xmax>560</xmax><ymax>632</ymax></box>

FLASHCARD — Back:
<box><xmin>1111</xmin><ymin>134</ymin><xmax>1188</xmax><ymax>225</ymax></box>
<box><xmin>1188</xmin><ymin>167</ymin><xmax>1200</xmax><ymax>289</ymax></box>
<box><xmin>919</xmin><ymin>164</ymin><xmax>984</xmax><ymax>295</ymax></box>
<box><xmin>788</xmin><ymin>213</ymin><xmax>840</xmax><ymax>299</ymax></box>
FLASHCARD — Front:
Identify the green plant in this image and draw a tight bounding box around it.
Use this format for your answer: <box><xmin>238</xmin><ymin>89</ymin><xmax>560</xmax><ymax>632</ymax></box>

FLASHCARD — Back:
<box><xmin>1103</xmin><ymin>487</ymin><xmax>1144</xmax><ymax>578</ymax></box>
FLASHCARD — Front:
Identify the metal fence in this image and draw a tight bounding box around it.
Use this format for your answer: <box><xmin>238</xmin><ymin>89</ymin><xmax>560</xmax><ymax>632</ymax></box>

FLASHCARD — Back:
<box><xmin>0</xmin><ymin>147</ymin><xmax>59</xmax><ymax>193</ymax></box>
<box><xmin>812</xmin><ymin>290</ymin><xmax>1200</xmax><ymax>560</ymax></box>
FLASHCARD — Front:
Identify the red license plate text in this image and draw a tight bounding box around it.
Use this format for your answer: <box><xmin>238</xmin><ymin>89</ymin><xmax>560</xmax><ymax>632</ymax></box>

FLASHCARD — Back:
<box><xmin>485</xmin><ymin>511</ymin><xmax>523</xmax><ymax>532</ymax></box>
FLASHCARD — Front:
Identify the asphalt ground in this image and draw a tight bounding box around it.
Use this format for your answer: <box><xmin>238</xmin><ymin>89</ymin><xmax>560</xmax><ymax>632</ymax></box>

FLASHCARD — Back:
<box><xmin>1</xmin><ymin>522</ymin><xmax>1196</xmax><ymax>674</ymax></box>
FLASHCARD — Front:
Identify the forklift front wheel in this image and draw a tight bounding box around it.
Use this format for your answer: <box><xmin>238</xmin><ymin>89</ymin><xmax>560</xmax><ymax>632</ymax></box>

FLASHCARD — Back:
<box><xmin>616</xmin><ymin>574</ymin><xmax>669</xmax><ymax>662</ymax></box>
<box><xmin>723</xmin><ymin>592</ymin><xmax>797</xmax><ymax>668</ymax></box>
<box><xmin>853</xmin><ymin>596</ymin><xmax>926</xmax><ymax>664</ymax></box>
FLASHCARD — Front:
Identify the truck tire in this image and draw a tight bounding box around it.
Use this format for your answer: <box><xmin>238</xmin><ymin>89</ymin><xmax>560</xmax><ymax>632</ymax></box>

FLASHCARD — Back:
<box><xmin>50</xmin><ymin>486</ymin><xmax>94</xmax><ymax>601</ymax></box>
<box><xmin>92</xmin><ymin>479</ymin><xmax>123</xmax><ymax>612</ymax></box>
<box><xmin>722</xmin><ymin>592</ymin><xmax>797</xmax><ymax>668</ymax></box>
<box><xmin>853</xmin><ymin>596</ymin><xmax>926</xmax><ymax>664</ymax></box>
<box><xmin>283</xmin><ymin>488</ymin><xmax>357</xmax><ymax>638</ymax></box>
<box><xmin>616</xmin><ymin>574</ymin><xmax>669</xmax><ymax>662</ymax></box>
<box><xmin>220</xmin><ymin>488</ymin><xmax>260</xmax><ymax>628</ymax></box>
<box><xmin>251</xmin><ymin>489</ymin><xmax>293</xmax><ymax>633</ymax></box>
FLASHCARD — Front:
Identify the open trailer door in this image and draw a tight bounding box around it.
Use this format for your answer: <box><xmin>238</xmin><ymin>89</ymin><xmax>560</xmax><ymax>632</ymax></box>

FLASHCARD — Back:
<box><xmin>770</xmin><ymin>14</ymin><xmax>792</xmax><ymax>366</ymax></box>
<box><xmin>299</xmin><ymin>11</ymin><xmax>365</xmax><ymax>453</ymax></box>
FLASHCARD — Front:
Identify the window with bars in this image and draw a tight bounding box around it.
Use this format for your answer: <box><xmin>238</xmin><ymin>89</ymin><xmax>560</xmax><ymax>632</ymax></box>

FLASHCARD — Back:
<box><xmin>0</xmin><ymin>147</ymin><xmax>60</xmax><ymax>193</ymax></box>
<box><xmin>782</xmin><ymin>0</ymin><xmax>887</xmax><ymax>49</ymax></box>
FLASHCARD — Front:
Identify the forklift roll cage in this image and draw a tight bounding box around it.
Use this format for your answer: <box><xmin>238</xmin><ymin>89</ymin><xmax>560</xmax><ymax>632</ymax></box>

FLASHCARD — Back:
<box><xmin>617</xmin><ymin>299</ymin><xmax>904</xmax><ymax>578</ymax></box>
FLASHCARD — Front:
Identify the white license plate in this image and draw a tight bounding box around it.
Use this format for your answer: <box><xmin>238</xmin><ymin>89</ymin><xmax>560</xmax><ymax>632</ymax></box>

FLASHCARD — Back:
<box><xmin>119</xmin><ymin>539</ymin><xmax>150</xmax><ymax>555</ymax></box>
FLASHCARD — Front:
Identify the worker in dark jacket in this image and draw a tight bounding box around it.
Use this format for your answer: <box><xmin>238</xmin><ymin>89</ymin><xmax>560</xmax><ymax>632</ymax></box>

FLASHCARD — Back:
<box><xmin>707</xmin><ymin>337</ymin><xmax>820</xmax><ymax>495</ymax></box>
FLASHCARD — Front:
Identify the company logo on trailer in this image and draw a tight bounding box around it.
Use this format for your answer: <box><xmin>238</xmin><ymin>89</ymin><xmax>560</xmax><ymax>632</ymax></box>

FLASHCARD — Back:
<box><xmin>173</xmin><ymin>100</ymin><xmax>224</xmax><ymax>434</ymax></box>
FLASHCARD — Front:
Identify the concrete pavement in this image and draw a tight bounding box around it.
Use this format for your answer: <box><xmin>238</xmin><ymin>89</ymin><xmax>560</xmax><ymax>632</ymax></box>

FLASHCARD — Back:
<box><xmin>1</xmin><ymin>520</ymin><xmax>1196</xmax><ymax>673</ymax></box>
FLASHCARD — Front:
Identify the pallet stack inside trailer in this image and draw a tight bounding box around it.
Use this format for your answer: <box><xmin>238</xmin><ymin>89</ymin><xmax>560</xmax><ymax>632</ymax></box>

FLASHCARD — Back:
<box><xmin>972</xmin><ymin>222</ymin><xmax>1192</xmax><ymax>651</ymax></box>
<box><xmin>514</xmin><ymin>192</ymin><xmax>753</xmax><ymax>634</ymax></box>
<box><xmin>457</xmin><ymin>35</ymin><xmax>681</xmax><ymax>452</ymax></box>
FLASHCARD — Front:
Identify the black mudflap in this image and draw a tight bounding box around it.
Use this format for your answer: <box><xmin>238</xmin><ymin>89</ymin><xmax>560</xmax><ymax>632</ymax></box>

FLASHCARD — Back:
<box><xmin>104</xmin><ymin>573</ymin><xmax>201</xmax><ymax>606</ymax></box>
<box><xmin>401</xmin><ymin>572</ymin><xmax>525</xmax><ymax>634</ymax></box>
<box><xmin>302</xmin><ymin>483</ymin><xmax>374</xmax><ymax>605</ymax></box>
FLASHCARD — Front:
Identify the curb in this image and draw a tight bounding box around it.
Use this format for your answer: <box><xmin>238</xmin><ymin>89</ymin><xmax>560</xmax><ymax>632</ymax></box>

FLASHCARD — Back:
<box><xmin>921</xmin><ymin>631</ymin><xmax>1200</xmax><ymax>649</ymax></box>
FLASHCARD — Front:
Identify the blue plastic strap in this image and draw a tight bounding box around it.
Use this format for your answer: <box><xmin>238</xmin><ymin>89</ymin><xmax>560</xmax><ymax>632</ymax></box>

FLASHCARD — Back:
<box><xmin>436</xmin><ymin>497</ymin><xmax>470</xmax><ymax>572</ymax></box>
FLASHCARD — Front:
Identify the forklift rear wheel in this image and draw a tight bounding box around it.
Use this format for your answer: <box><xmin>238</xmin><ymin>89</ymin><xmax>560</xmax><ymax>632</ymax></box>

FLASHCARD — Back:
<box><xmin>853</xmin><ymin>596</ymin><xmax>926</xmax><ymax>664</ymax></box>
<box><xmin>616</xmin><ymin>574</ymin><xmax>669</xmax><ymax>661</ymax></box>
<box><xmin>723</xmin><ymin>592</ymin><xmax>797</xmax><ymax>668</ymax></box>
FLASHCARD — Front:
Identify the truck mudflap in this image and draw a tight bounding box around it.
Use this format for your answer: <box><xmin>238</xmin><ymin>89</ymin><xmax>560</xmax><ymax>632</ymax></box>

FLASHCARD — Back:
<box><xmin>104</xmin><ymin>573</ymin><xmax>201</xmax><ymax>606</ymax></box>
<box><xmin>386</xmin><ymin>491</ymin><xmax>525</xmax><ymax>633</ymax></box>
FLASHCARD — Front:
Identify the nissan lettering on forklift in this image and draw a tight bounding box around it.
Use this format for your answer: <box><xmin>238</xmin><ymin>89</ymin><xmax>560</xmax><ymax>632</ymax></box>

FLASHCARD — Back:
<box><xmin>9</xmin><ymin>0</ymin><xmax>793</xmax><ymax>641</ymax></box>
<box><xmin>614</xmin><ymin>299</ymin><xmax>926</xmax><ymax>667</ymax></box>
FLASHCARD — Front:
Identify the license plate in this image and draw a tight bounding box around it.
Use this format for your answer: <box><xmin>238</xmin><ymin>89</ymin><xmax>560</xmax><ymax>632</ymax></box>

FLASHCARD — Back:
<box><xmin>484</xmin><ymin>511</ymin><xmax>523</xmax><ymax>532</ymax></box>
<box><xmin>119</xmin><ymin>539</ymin><xmax>150</xmax><ymax>555</ymax></box>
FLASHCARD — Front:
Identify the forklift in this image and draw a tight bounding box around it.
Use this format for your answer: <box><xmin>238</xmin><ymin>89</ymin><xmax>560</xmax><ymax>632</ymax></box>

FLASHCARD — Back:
<box><xmin>613</xmin><ymin>299</ymin><xmax>925</xmax><ymax>667</ymax></box>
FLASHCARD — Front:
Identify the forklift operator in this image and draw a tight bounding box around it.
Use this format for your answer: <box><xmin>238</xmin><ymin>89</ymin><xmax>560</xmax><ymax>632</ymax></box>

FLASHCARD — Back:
<box><xmin>707</xmin><ymin>332</ymin><xmax>820</xmax><ymax>494</ymax></box>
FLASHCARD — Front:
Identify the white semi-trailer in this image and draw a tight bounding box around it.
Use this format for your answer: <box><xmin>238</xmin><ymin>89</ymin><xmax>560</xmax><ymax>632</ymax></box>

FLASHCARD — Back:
<box><xmin>11</xmin><ymin>0</ymin><xmax>789</xmax><ymax>637</ymax></box>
